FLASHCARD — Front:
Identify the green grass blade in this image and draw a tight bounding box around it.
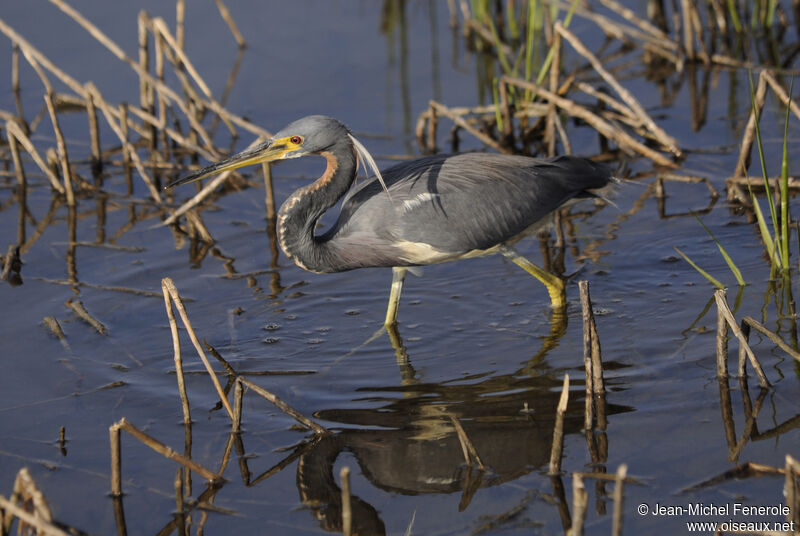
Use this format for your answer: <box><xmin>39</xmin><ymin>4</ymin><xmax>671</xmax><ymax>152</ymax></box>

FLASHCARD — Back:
<box><xmin>779</xmin><ymin>77</ymin><xmax>794</xmax><ymax>269</ymax></box>
<box><xmin>492</xmin><ymin>77</ymin><xmax>504</xmax><ymax>133</ymax></box>
<box><xmin>673</xmin><ymin>246</ymin><xmax>726</xmax><ymax>290</ymax></box>
<box><xmin>726</xmin><ymin>0</ymin><xmax>742</xmax><ymax>32</ymax></box>
<box><xmin>748</xmin><ymin>70</ymin><xmax>783</xmax><ymax>267</ymax></box>
<box><xmin>748</xmin><ymin>180</ymin><xmax>777</xmax><ymax>262</ymax></box>
<box><xmin>535</xmin><ymin>0</ymin><xmax>580</xmax><ymax>86</ymax></box>
<box><xmin>694</xmin><ymin>215</ymin><xmax>746</xmax><ymax>286</ymax></box>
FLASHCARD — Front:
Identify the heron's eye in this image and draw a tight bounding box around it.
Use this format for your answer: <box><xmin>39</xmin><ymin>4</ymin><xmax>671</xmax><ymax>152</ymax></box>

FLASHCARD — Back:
<box><xmin>290</xmin><ymin>136</ymin><xmax>302</xmax><ymax>145</ymax></box>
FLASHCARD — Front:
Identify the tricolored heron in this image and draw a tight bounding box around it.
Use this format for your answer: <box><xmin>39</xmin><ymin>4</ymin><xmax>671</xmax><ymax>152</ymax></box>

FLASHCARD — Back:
<box><xmin>166</xmin><ymin>115</ymin><xmax>612</xmax><ymax>326</ymax></box>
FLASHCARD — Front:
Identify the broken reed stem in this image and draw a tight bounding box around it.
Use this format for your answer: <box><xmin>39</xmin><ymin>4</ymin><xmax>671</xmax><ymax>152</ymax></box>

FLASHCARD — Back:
<box><xmin>5</xmin><ymin>120</ymin><xmax>64</xmax><ymax>194</ymax></box>
<box><xmin>161</xmin><ymin>278</ymin><xmax>235</xmax><ymax>420</ymax></box>
<box><xmin>214</xmin><ymin>0</ymin><xmax>246</xmax><ymax>48</ymax></box>
<box><xmin>109</xmin><ymin>418</ymin><xmax>221</xmax><ymax>499</ymax></box>
<box><xmin>554</xmin><ymin>22</ymin><xmax>681</xmax><ymax>157</ymax></box>
<box><xmin>11</xmin><ymin>468</ymin><xmax>53</xmax><ymax>522</ymax></box>
<box><xmin>579</xmin><ymin>281</ymin><xmax>605</xmax><ymax>394</ymax></box>
<box><xmin>716</xmin><ymin>288</ymin><xmax>729</xmax><ymax>377</ymax></box>
<box><xmin>501</xmin><ymin>76</ymin><xmax>676</xmax><ymax>167</ymax></box>
<box><xmin>579</xmin><ymin>281</ymin><xmax>593</xmax><ymax>430</ymax></box>
<box><xmin>66</xmin><ymin>299</ymin><xmax>108</xmax><ymax>335</ymax></box>
<box><xmin>570</xmin><ymin>473</ymin><xmax>587</xmax><ymax>536</ymax></box>
<box><xmin>86</xmin><ymin>91</ymin><xmax>101</xmax><ymax>172</ymax></box>
<box><xmin>232</xmin><ymin>378</ymin><xmax>243</xmax><ymax>432</ymax></box>
<box><xmin>742</xmin><ymin>316</ymin><xmax>800</xmax><ymax>363</ymax></box>
<box><xmin>86</xmin><ymin>83</ymin><xmax>162</xmax><ymax>203</ymax></box>
<box><xmin>549</xmin><ymin>374</ymin><xmax>570</xmax><ymax>475</ymax></box>
<box><xmin>163</xmin><ymin>280</ymin><xmax>191</xmax><ymax>424</ymax></box>
<box><xmin>0</xmin><ymin>497</ymin><xmax>69</xmax><ymax>536</ymax></box>
<box><xmin>340</xmin><ymin>466</ymin><xmax>352</xmax><ymax>536</ymax></box>
<box><xmin>237</xmin><ymin>377</ymin><xmax>329</xmax><ymax>435</ymax></box>
<box><xmin>428</xmin><ymin>100</ymin><xmax>508</xmax><ymax>153</ymax></box>
<box><xmin>733</xmin><ymin>71</ymin><xmax>768</xmax><ymax>178</ymax></box>
<box><xmin>713</xmin><ymin>289</ymin><xmax>771</xmax><ymax>388</ymax></box>
<box><xmin>175</xmin><ymin>0</ymin><xmax>185</xmax><ymax>50</ymax></box>
<box><xmin>612</xmin><ymin>464</ymin><xmax>628</xmax><ymax>536</ymax></box>
<box><xmin>43</xmin><ymin>91</ymin><xmax>74</xmax><ymax>206</ymax></box>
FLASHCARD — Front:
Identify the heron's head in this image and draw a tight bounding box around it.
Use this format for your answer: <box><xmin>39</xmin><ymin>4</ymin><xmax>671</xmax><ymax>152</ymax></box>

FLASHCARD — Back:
<box><xmin>165</xmin><ymin>115</ymin><xmax>350</xmax><ymax>189</ymax></box>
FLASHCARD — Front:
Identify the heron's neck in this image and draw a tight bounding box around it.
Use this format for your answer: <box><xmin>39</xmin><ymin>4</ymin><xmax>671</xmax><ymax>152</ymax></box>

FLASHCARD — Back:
<box><xmin>277</xmin><ymin>143</ymin><xmax>356</xmax><ymax>273</ymax></box>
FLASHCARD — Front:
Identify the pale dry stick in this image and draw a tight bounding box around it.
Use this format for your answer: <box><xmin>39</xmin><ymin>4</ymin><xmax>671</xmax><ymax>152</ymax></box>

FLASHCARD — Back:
<box><xmin>716</xmin><ymin>288</ymin><xmax>729</xmax><ymax>378</ymax></box>
<box><xmin>713</xmin><ymin>290</ymin><xmax>771</xmax><ymax>388</ymax></box>
<box><xmin>580</xmin><ymin>285</ymin><xmax>594</xmax><ymax>431</ymax></box>
<box><xmin>679</xmin><ymin>0</ymin><xmax>695</xmax><ymax>61</ymax></box>
<box><xmin>163</xmin><ymin>137</ymin><xmax>266</xmax><ymax>226</ymax></box>
<box><xmin>597</xmin><ymin>0</ymin><xmax>670</xmax><ymax>41</ymax></box>
<box><xmin>763</xmin><ymin>71</ymin><xmax>800</xmax><ymax>122</ymax></box>
<box><xmin>214</xmin><ymin>0</ymin><xmax>246</xmax><ymax>48</ymax></box>
<box><xmin>232</xmin><ymin>379</ymin><xmax>243</xmax><ymax>432</ymax></box>
<box><xmin>138</xmin><ymin>11</ymin><xmax>153</xmax><ymax>115</ymax></box>
<box><xmin>163</xmin><ymin>279</ymin><xmax>191</xmax><ymax>424</ymax></box>
<box><xmin>429</xmin><ymin>100</ymin><xmax>508</xmax><ymax>154</ymax></box>
<box><xmin>340</xmin><ymin>467</ymin><xmax>352</xmax><ymax>536</ymax></box>
<box><xmin>11</xmin><ymin>468</ymin><xmax>53</xmax><ymax>523</ymax></box>
<box><xmin>7</xmin><ymin>124</ymin><xmax>27</xmax><ymax>196</ymax></box>
<box><xmin>552</xmin><ymin>112</ymin><xmax>572</xmax><ymax>154</ymax></box>
<box><xmin>570</xmin><ymin>473</ymin><xmax>588</xmax><ymax>536</ymax></box>
<box><xmin>742</xmin><ymin>316</ymin><xmax>800</xmax><ymax>363</ymax></box>
<box><xmin>19</xmin><ymin>46</ymin><xmax>54</xmax><ymax>94</ymax></box>
<box><xmin>555</xmin><ymin>22</ymin><xmax>682</xmax><ymax>157</ymax></box>
<box><xmin>175</xmin><ymin>0</ymin><xmax>185</xmax><ymax>50</ymax></box>
<box><xmin>738</xmin><ymin>320</ymin><xmax>750</xmax><ymax>378</ymax></box>
<box><xmin>611</xmin><ymin>464</ymin><xmax>628</xmax><ymax>536</ymax></box>
<box><xmin>86</xmin><ymin>91</ymin><xmax>101</xmax><ymax>171</ymax></box>
<box><xmin>66</xmin><ymin>299</ymin><xmax>108</xmax><ymax>335</ymax></box>
<box><xmin>47</xmin><ymin>0</ymin><xmax>265</xmax><ymax>141</ymax></box>
<box><xmin>574</xmin><ymin>82</ymin><xmax>639</xmax><ymax>122</ymax></box>
<box><xmin>125</xmin><ymin>105</ymin><xmax>217</xmax><ymax>161</ymax></box>
<box><xmin>733</xmin><ymin>71</ymin><xmax>769</xmax><ymax>178</ymax></box>
<box><xmin>502</xmin><ymin>76</ymin><xmax>676</xmax><ymax>167</ymax></box>
<box><xmin>446</xmin><ymin>412</ymin><xmax>486</xmax><ymax>471</ymax></box>
<box><xmin>162</xmin><ymin>278</ymin><xmax>235</xmax><ymax>420</ymax></box>
<box><xmin>0</xmin><ymin>497</ymin><xmax>69</xmax><ymax>536</ymax></box>
<box><xmin>237</xmin><ymin>377</ymin><xmax>329</xmax><ymax>435</ymax></box>
<box><xmin>110</xmin><ymin>418</ymin><xmax>221</xmax><ymax>495</ymax></box>
<box><xmin>657</xmin><ymin>173</ymin><xmax>720</xmax><ymax>199</ymax></box>
<box><xmin>184</xmin><ymin>210</ymin><xmax>215</xmax><ymax>243</ymax></box>
<box><xmin>86</xmin><ymin>83</ymin><xmax>163</xmax><ymax>203</ymax></box>
<box><xmin>548</xmin><ymin>374</ymin><xmax>570</xmax><ymax>475</ymax></box>
<box><xmin>153</xmin><ymin>18</ymin><xmax>215</xmax><ymax>105</ymax></box>
<box><xmin>579</xmin><ymin>281</ymin><xmax>605</xmax><ymax>394</ymax></box>
<box><xmin>109</xmin><ymin>421</ymin><xmax>122</xmax><ymax>496</ymax></box>
<box><xmin>43</xmin><ymin>91</ymin><xmax>75</xmax><ymax>206</ymax></box>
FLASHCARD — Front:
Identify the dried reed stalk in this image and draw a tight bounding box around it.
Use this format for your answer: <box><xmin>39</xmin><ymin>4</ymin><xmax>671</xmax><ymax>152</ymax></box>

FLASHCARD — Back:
<box><xmin>237</xmin><ymin>377</ymin><xmax>328</xmax><ymax>435</ymax></box>
<box><xmin>733</xmin><ymin>71</ymin><xmax>768</xmax><ymax>178</ymax></box>
<box><xmin>429</xmin><ymin>100</ymin><xmax>508</xmax><ymax>153</ymax></box>
<box><xmin>43</xmin><ymin>91</ymin><xmax>74</xmax><ymax>206</ymax></box>
<box><xmin>5</xmin><ymin>121</ymin><xmax>64</xmax><ymax>193</ymax></box>
<box><xmin>163</xmin><ymin>280</ymin><xmax>191</xmax><ymax>424</ymax></box>
<box><xmin>340</xmin><ymin>466</ymin><xmax>352</xmax><ymax>536</ymax></box>
<box><xmin>109</xmin><ymin>418</ymin><xmax>221</xmax><ymax>498</ymax></box>
<box><xmin>548</xmin><ymin>374</ymin><xmax>570</xmax><ymax>474</ymax></box>
<box><xmin>742</xmin><ymin>316</ymin><xmax>800</xmax><ymax>363</ymax></box>
<box><xmin>66</xmin><ymin>299</ymin><xmax>108</xmax><ymax>335</ymax></box>
<box><xmin>214</xmin><ymin>0</ymin><xmax>246</xmax><ymax>48</ymax></box>
<box><xmin>85</xmin><ymin>83</ymin><xmax>162</xmax><ymax>203</ymax></box>
<box><xmin>555</xmin><ymin>22</ymin><xmax>681</xmax><ymax>157</ymax></box>
<box><xmin>713</xmin><ymin>290</ymin><xmax>770</xmax><ymax>388</ymax></box>
<box><xmin>0</xmin><ymin>497</ymin><xmax>68</xmax><ymax>536</ymax></box>
<box><xmin>716</xmin><ymin>288</ymin><xmax>729</xmax><ymax>377</ymax></box>
<box><xmin>502</xmin><ymin>76</ymin><xmax>675</xmax><ymax>167</ymax></box>
<box><xmin>161</xmin><ymin>278</ymin><xmax>235</xmax><ymax>420</ymax></box>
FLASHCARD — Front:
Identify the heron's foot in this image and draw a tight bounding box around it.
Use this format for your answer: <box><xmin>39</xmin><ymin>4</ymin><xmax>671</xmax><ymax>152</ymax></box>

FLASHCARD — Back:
<box><xmin>500</xmin><ymin>245</ymin><xmax>566</xmax><ymax>309</ymax></box>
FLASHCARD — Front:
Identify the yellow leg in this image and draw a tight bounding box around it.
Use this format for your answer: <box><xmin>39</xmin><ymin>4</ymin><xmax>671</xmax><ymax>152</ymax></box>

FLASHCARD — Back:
<box><xmin>499</xmin><ymin>245</ymin><xmax>565</xmax><ymax>309</ymax></box>
<box><xmin>384</xmin><ymin>267</ymin><xmax>408</xmax><ymax>327</ymax></box>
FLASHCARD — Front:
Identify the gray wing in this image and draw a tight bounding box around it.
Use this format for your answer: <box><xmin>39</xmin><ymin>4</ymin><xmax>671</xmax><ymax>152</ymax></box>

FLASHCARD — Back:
<box><xmin>322</xmin><ymin>153</ymin><xmax>611</xmax><ymax>267</ymax></box>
